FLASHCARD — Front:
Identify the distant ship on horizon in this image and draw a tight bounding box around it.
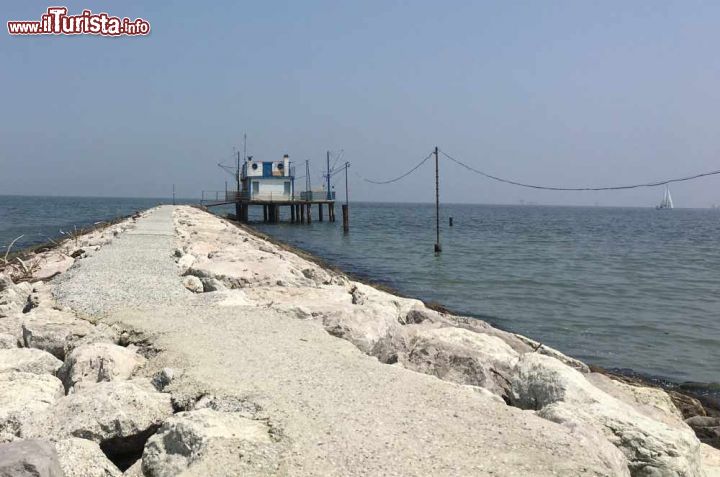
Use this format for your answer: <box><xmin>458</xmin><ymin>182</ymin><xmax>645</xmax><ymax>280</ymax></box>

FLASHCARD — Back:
<box><xmin>657</xmin><ymin>185</ymin><xmax>674</xmax><ymax>210</ymax></box>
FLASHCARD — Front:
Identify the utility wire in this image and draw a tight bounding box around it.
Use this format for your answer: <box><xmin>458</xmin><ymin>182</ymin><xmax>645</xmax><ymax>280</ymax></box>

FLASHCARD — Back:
<box><xmin>440</xmin><ymin>149</ymin><xmax>720</xmax><ymax>191</ymax></box>
<box><xmin>362</xmin><ymin>152</ymin><xmax>434</xmax><ymax>184</ymax></box>
<box><xmin>330</xmin><ymin>149</ymin><xmax>345</xmax><ymax>172</ymax></box>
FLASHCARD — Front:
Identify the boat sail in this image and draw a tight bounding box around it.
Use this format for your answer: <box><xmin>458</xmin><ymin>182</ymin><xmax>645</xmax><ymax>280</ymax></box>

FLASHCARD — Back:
<box><xmin>657</xmin><ymin>185</ymin><xmax>674</xmax><ymax>210</ymax></box>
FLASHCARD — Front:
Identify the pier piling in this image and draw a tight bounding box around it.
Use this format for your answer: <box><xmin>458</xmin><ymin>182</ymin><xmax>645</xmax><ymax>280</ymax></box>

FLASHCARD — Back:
<box><xmin>342</xmin><ymin>204</ymin><xmax>349</xmax><ymax>233</ymax></box>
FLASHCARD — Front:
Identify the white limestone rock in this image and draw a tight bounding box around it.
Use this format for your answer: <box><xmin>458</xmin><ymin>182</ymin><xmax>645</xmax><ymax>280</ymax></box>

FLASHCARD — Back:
<box><xmin>123</xmin><ymin>460</ymin><xmax>143</xmax><ymax>477</ymax></box>
<box><xmin>0</xmin><ymin>273</ymin><xmax>14</xmax><ymax>293</ymax></box>
<box><xmin>511</xmin><ymin>353</ymin><xmax>702</xmax><ymax>476</ymax></box>
<box><xmin>21</xmin><ymin>309</ymin><xmax>98</xmax><ymax>360</ymax></box>
<box><xmin>176</xmin><ymin>253</ymin><xmax>195</xmax><ymax>271</ymax></box>
<box><xmin>58</xmin><ymin>343</ymin><xmax>146</xmax><ymax>392</ymax></box>
<box><xmin>701</xmin><ymin>443</ymin><xmax>720</xmax><ymax>477</ymax></box>
<box><xmin>182</xmin><ymin>276</ymin><xmax>204</xmax><ymax>293</ymax></box>
<box><xmin>321</xmin><ymin>304</ymin><xmax>399</xmax><ymax>354</ymax></box>
<box><xmin>24</xmin><ymin>380</ymin><xmax>173</xmax><ymax>454</ymax></box>
<box><xmin>0</xmin><ymin>333</ymin><xmax>18</xmax><ymax>349</ymax></box>
<box><xmin>587</xmin><ymin>372</ymin><xmax>686</xmax><ymax>428</ymax></box>
<box><xmin>54</xmin><ymin>437</ymin><xmax>122</xmax><ymax>477</ymax></box>
<box><xmin>0</xmin><ymin>439</ymin><xmax>64</xmax><ymax>477</ymax></box>
<box><xmin>0</xmin><ymin>275</ymin><xmax>26</xmax><ymax>317</ymax></box>
<box><xmin>0</xmin><ymin>372</ymin><xmax>64</xmax><ymax>438</ymax></box>
<box><xmin>32</xmin><ymin>252</ymin><xmax>75</xmax><ymax>281</ymax></box>
<box><xmin>142</xmin><ymin>409</ymin><xmax>281</xmax><ymax>477</ymax></box>
<box><xmin>513</xmin><ymin>333</ymin><xmax>590</xmax><ymax>373</ymax></box>
<box><xmin>0</xmin><ymin>348</ymin><xmax>63</xmax><ymax>375</ymax></box>
<box><xmin>401</xmin><ymin>326</ymin><xmax>520</xmax><ymax>400</ymax></box>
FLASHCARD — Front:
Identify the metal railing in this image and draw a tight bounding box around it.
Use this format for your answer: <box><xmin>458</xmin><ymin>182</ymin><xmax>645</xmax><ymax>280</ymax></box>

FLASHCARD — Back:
<box><xmin>300</xmin><ymin>190</ymin><xmax>336</xmax><ymax>201</ymax></box>
<box><xmin>201</xmin><ymin>189</ymin><xmax>336</xmax><ymax>204</ymax></box>
<box><xmin>200</xmin><ymin>190</ymin><xmax>243</xmax><ymax>204</ymax></box>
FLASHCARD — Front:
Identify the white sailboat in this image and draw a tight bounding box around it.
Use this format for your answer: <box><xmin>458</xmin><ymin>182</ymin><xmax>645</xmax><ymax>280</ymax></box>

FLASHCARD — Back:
<box><xmin>657</xmin><ymin>185</ymin><xmax>674</xmax><ymax>210</ymax></box>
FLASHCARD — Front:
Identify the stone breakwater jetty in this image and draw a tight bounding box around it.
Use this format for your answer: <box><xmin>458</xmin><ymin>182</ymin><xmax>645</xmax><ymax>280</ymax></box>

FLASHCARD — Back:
<box><xmin>0</xmin><ymin>205</ymin><xmax>718</xmax><ymax>476</ymax></box>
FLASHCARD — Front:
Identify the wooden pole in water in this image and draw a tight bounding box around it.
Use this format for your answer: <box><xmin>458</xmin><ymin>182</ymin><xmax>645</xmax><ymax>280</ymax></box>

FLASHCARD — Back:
<box><xmin>319</xmin><ymin>203</ymin><xmax>324</xmax><ymax>222</ymax></box>
<box><xmin>236</xmin><ymin>150</ymin><xmax>242</xmax><ymax>221</ymax></box>
<box><xmin>434</xmin><ymin>146</ymin><xmax>441</xmax><ymax>253</ymax></box>
<box><xmin>290</xmin><ymin>203</ymin><xmax>296</xmax><ymax>223</ymax></box>
<box><xmin>343</xmin><ymin>162</ymin><xmax>350</xmax><ymax>233</ymax></box>
<box><xmin>307</xmin><ymin>203</ymin><xmax>312</xmax><ymax>224</ymax></box>
<box><xmin>342</xmin><ymin>205</ymin><xmax>349</xmax><ymax>232</ymax></box>
<box><xmin>326</xmin><ymin>151</ymin><xmax>332</xmax><ymax>200</ymax></box>
<box><xmin>300</xmin><ymin>203</ymin><xmax>305</xmax><ymax>223</ymax></box>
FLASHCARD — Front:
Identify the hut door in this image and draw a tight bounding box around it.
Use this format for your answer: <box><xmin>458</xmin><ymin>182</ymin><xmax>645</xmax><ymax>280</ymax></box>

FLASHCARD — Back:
<box><xmin>263</xmin><ymin>162</ymin><xmax>273</xmax><ymax>177</ymax></box>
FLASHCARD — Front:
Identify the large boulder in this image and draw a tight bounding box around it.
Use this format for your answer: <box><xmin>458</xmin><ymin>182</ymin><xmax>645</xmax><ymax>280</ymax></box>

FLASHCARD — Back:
<box><xmin>0</xmin><ymin>275</ymin><xmax>26</xmax><ymax>317</ymax></box>
<box><xmin>401</xmin><ymin>326</ymin><xmax>519</xmax><ymax>400</ymax></box>
<box><xmin>702</xmin><ymin>444</ymin><xmax>720</xmax><ymax>477</ymax></box>
<box><xmin>24</xmin><ymin>380</ymin><xmax>173</xmax><ymax>466</ymax></box>
<box><xmin>587</xmin><ymin>373</ymin><xmax>686</xmax><ymax>428</ymax></box>
<box><xmin>0</xmin><ymin>439</ymin><xmax>64</xmax><ymax>477</ymax></box>
<box><xmin>31</xmin><ymin>252</ymin><xmax>75</xmax><ymax>281</ymax></box>
<box><xmin>58</xmin><ymin>343</ymin><xmax>146</xmax><ymax>392</ymax></box>
<box><xmin>142</xmin><ymin>409</ymin><xmax>282</xmax><ymax>477</ymax></box>
<box><xmin>21</xmin><ymin>308</ymin><xmax>99</xmax><ymax>360</ymax></box>
<box><xmin>511</xmin><ymin>353</ymin><xmax>702</xmax><ymax>476</ymax></box>
<box><xmin>0</xmin><ymin>372</ymin><xmax>64</xmax><ymax>438</ymax></box>
<box><xmin>54</xmin><ymin>437</ymin><xmax>122</xmax><ymax>477</ymax></box>
<box><xmin>0</xmin><ymin>348</ymin><xmax>63</xmax><ymax>375</ymax></box>
<box><xmin>0</xmin><ymin>333</ymin><xmax>17</xmax><ymax>349</ymax></box>
<box><xmin>321</xmin><ymin>304</ymin><xmax>399</xmax><ymax>354</ymax></box>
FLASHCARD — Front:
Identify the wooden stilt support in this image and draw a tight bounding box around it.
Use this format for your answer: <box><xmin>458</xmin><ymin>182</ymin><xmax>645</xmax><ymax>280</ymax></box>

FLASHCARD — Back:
<box><xmin>290</xmin><ymin>203</ymin><xmax>296</xmax><ymax>223</ymax></box>
<box><xmin>300</xmin><ymin>203</ymin><xmax>305</xmax><ymax>223</ymax></box>
<box><xmin>342</xmin><ymin>204</ymin><xmax>349</xmax><ymax>233</ymax></box>
<box><xmin>318</xmin><ymin>203</ymin><xmax>324</xmax><ymax>222</ymax></box>
<box><xmin>307</xmin><ymin>204</ymin><xmax>312</xmax><ymax>224</ymax></box>
<box><xmin>263</xmin><ymin>205</ymin><xmax>268</xmax><ymax>223</ymax></box>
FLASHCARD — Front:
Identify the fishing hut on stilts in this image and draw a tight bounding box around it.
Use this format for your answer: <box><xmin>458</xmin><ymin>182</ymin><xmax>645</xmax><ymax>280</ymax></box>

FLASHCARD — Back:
<box><xmin>202</xmin><ymin>153</ymin><xmax>338</xmax><ymax>225</ymax></box>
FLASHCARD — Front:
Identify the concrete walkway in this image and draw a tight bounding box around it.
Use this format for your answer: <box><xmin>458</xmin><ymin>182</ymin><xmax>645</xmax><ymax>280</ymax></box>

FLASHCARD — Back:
<box><xmin>54</xmin><ymin>206</ymin><xmax>623</xmax><ymax>476</ymax></box>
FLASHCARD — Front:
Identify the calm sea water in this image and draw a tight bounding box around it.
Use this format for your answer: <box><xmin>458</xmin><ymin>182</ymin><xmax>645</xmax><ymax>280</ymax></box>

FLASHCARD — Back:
<box><xmin>2</xmin><ymin>196</ymin><xmax>718</xmax><ymax>386</ymax></box>
<box><xmin>221</xmin><ymin>202</ymin><xmax>720</xmax><ymax>386</ymax></box>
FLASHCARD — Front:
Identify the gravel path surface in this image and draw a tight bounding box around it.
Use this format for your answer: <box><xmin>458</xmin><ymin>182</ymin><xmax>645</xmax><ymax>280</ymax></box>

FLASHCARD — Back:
<box><xmin>54</xmin><ymin>207</ymin><xmax>200</xmax><ymax>317</ymax></box>
<box><xmin>52</xmin><ymin>206</ymin><xmax>627</xmax><ymax>476</ymax></box>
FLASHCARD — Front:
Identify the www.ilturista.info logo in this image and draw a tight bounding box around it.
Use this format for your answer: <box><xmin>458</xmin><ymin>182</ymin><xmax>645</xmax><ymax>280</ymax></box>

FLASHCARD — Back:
<box><xmin>7</xmin><ymin>7</ymin><xmax>150</xmax><ymax>36</ymax></box>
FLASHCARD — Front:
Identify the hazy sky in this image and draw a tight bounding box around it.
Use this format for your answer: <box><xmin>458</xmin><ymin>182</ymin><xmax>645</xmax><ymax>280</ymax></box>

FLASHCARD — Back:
<box><xmin>2</xmin><ymin>1</ymin><xmax>720</xmax><ymax>207</ymax></box>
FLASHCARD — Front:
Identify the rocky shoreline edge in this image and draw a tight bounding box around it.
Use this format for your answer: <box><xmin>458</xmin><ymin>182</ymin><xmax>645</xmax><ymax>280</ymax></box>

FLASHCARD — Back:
<box><xmin>222</xmin><ymin>207</ymin><xmax>720</xmax><ymax>426</ymax></box>
<box><xmin>0</xmin><ymin>205</ymin><xmax>717</xmax><ymax>476</ymax></box>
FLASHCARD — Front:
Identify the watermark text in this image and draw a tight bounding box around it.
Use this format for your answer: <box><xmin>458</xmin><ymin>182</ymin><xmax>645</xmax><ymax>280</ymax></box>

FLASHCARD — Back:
<box><xmin>8</xmin><ymin>7</ymin><xmax>150</xmax><ymax>36</ymax></box>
